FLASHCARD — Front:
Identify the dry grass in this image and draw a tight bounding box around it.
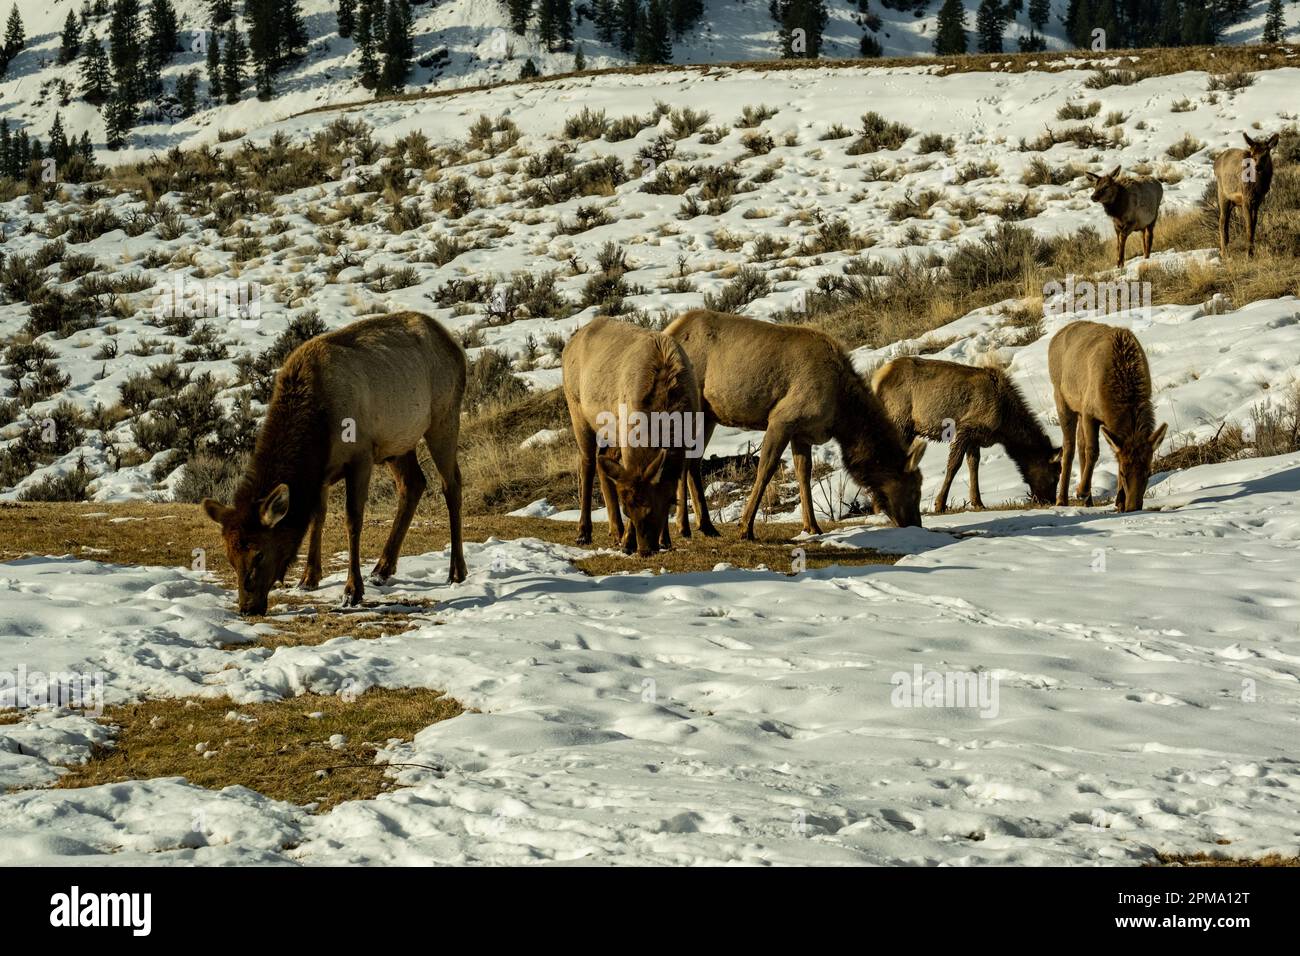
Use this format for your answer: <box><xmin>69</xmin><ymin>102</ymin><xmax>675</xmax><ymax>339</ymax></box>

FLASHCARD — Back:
<box><xmin>54</xmin><ymin>688</ymin><xmax>462</xmax><ymax>812</ymax></box>
<box><xmin>227</xmin><ymin>600</ymin><xmax>436</xmax><ymax>649</ymax></box>
<box><xmin>1152</xmin><ymin>851</ymin><xmax>1300</xmax><ymax>867</ymax></box>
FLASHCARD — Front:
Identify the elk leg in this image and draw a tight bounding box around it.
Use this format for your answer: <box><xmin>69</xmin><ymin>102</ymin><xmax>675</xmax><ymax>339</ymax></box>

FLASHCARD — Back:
<box><xmin>1245</xmin><ymin>202</ymin><xmax>1258</xmax><ymax>257</ymax></box>
<box><xmin>573</xmin><ymin>424</ymin><xmax>597</xmax><ymax>545</ymax></box>
<box><xmin>1115</xmin><ymin>227</ymin><xmax>1129</xmax><ymax>268</ymax></box>
<box><xmin>297</xmin><ymin>487</ymin><xmax>328</xmax><ymax>590</ymax></box>
<box><xmin>738</xmin><ymin>423</ymin><xmax>793</xmax><ymax>541</ymax></box>
<box><xmin>371</xmin><ymin>452</ymin><xmax>427</xmax><ymax>585</ymax></box>
<box><xmin>1076</xmin><ymin>415</ymin><xmax>1101</xmax><ymax>507</ymax></box>
<box><xmin>1055</xmin><ymin>399</ymin><xmax>1077</xmax><ymax>506</ymax></box>
<box><xmin>681</xmin><ymin>419</ymin><xmax>718</xmax><ymax>538</ymax></box>
<box><xmin>427</xmin><ymin>429</ymin><xmax>467</xmax><ymax>584</ymax></box>
<box><xmin>598</xmin><ymin>466</ymin><xmax>624</xmax><ymax>544</ymax></box>
<box><xmin>935</xmin><ymin>436</ymin><xmax>967</xmax><ymax>514</ymax></box>
<box><xmin>791</xmin><ymin>439</ymin><xmax>823</xmax><ymax>535</ymax></box>
<box><xmin>1143</xmin><ymin>224</ymin><xmax>1154</xmax><ymax>259</ymax></box>
<box><xmin>342</xmin><ymin>458</ymin><xmax>373</xmax><ymax>607</ymax></box>
<box><xmin>965</xmin><ymin>447</ymin><xmax>984</xmax><ymax>510</ymax></box>
<box><xmin>1218</xmin><ymin>200</ymin><xmax>1232</xmax><ymax>256</ymax></box>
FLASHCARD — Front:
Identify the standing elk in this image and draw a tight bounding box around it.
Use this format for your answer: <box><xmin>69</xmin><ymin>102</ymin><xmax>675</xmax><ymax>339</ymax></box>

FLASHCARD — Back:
<box><xmin>664</xmin><ymin>309</ymin><xmax>924</xmax><ymax>536</ymax></box>
<box><xmin>563</xmin><ymin>316</ymin><xmax>716</xmax><ymax>556</ymax></box>
<box><xmin>873</xmin><ymin>356</ymin><xmax>1060</xmax><ymax>513</ymax></box>
<box><xmin>1048</xmin><ymin>320</ymin><xmax>1166</xmax><ymax>513</ymax></box>
<box><xmin>1215</xmin><ymin>131</ymin><xmax>1279</xmax><ymax>258</ymax></box>
<box><xmin>202</xmin><ymin>311</ymin><xmax>467</xmax><ymax>616</ymax></box>
<box><xmin>1085</xmin><ymin>166</ymin><xmax>1163</xmax><ymax>268</ymax></box>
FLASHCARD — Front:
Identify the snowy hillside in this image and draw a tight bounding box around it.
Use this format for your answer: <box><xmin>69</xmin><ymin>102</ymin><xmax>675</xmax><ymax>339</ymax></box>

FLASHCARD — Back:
<box><xmin>2</xmin><ymin>0</ymin><xmax>1298</xmax><ymax>164</ymax></box>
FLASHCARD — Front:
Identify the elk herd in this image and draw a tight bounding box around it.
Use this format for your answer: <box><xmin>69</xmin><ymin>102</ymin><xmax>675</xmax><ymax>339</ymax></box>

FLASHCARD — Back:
<box><xmin>199</xmin><ymin>130</ymin><xmax>1286</xmax><ymax>615</ymax></box>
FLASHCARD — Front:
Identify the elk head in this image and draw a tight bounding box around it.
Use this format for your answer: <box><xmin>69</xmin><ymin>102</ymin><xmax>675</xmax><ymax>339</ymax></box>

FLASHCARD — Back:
<box><xmin>1086</xmin><ymin>166</ymin><xmax>1123</xmax><ymax>205</ymax></box>
<box><xmin>597</xmin><ymin>447</ymin><xmax>676</xmax><ymax>557</ymax></box>
<box><xmin>1023</xmin><ymin>447</ymin><xmax>1064</xmax><ymax>504</ymax></box>
<box><xmin>871</xmin><ymin>438</ymin><xmax>926</xmax><ymax>528</ymax></box>
<box><xmin>1102</xmin><ymin>423</ymin><xmax>1167</xmax><ymax>513</ymax></box>
<box><xmin>203</xmin><ymin>483</ymin><xmax>301</xmax><ymax>616</ymax></box>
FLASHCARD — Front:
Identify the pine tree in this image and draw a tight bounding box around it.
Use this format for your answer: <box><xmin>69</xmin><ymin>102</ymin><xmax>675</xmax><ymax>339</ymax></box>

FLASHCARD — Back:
<box><xmin>49</xmin><ymin>113</ymin><xmax>71</xmax><ymax>166</ymax></box>
<box><xmin>859</xmin><ymin>32</ymin><xmax>882</xmax><ymax>56</ymax></box>
<box><xmin>146</xmin><ymin>0</ymin><xmax>178</xmax><ymax>69</ymax></box>
<box><xmin>206</xmin><ymin>28</ymin><xmax>222</xmax><ymax>99</ymax></box>
<box><xmin>669</xmin><ymin>0</ymin><xmax>703</xmax><ymax>38</ymax></box>
<box><xmin>1158</xmin><ymin>0</ymin><xmax>1182</xmax><ymax>46</ymax></box>
<box><xmin>248</xmin><ymin>0</ymin><xmax>277</xmax><ymax>98</ymax></box>
<box><xmin>616</xmin><ymin>0</ymin><xmax>638</xmax><ymax>54</ymax></box>
<box><xmin>0</xmin><ymin>120</ymin><xmax>11</xmax><ymax>179</ymax></box>
<box><xmin>592</xmin><ymin>0</ymin><xmax>617</xmax><ymax>42</ymax></box>
<box><xmin>539</xmin><ymin>0</ymin><xmax>560</xmax><ymax>49</ymax></box>
<box><xmin>933</xmin><ymin>0</ymin><xmax>967</xmax><ymax>54</ymax></box>
<box><xmin>558</xmin><ymin>0</ymin><xmax>574</xmax><ymax>49</ymax></box>
<box><xmin>108</xmin><ymin>0</ymin><xmax>143</xmax><ymax>103</ymax></box>
<box><xmin>1263</xmin><ymin>0</ymin><xmax>1285</xmax><ymax>42</ymax></box>
<box><xmin>210</xmin><ymin>0</ymin><xmax>234</xmax><ymax>27</ymax></box>
<box><xmin>976</xmin><ymin>0</ymin><xmax>1006</xmax><ymax>52</ymax></box>
<box><xmin>104</xmin><ymin>93</ymin><xmax>134</xmax><ymax>150</ymax></box>
<box><xmin>1092</xmin><ymin>0</ymin><xmax>1119</xmax><ymax>49</ymax></box>
<box><xmin>79</xmin><ymin>131</ymin><xmax>96</xmax><ymax>165</ymax></box>
<box><xmin>177</xmin><ymin>69</ymin><xmax>199</xmax><ymax>115</ymax></box>
<box><xmin>574</xmin><ymin>43</ymin><xmax>585</xmax><ymax>70</ymax></box>
<box><xmin>1028</xmin><ymin>0</ymin><xmax>1049</xmax><ymax>31</ymax></box>
<box><xmin>4</xmin><ymin>6</ymin><xmax>25</xmax><ymax>56</ymax></box>
<box><xmin>60</xmin><ymin>9</ymin><xmax>84</xmax><ymax>64</ymax></box>
<box><xmin>520</xmin><ymin>57</ymin><xmax>539</xmax><ymax>78</ymax></box>
<box><xmin>80</xmin><ymin>33</ymin><xmax>112</xmax><ymax>104</ymax></box>
<box><xmin>508</xmin><ymin>0</ymin><xmax>532</xmax><ymax>36</ymax></box>
<box><xmin>777</xmin><ymin>0</ymin><xmax>829</xmax><ymax>58</ymax></box>
<box><xmin>379</xmin><ymin>0</ymin><xmax>411</xmax><ymax>92</ymax></box>
<box><xmin>634</xmin><ymin>0</ymin><xmax>671</xmax><ymax>63</ymax></box>
<box><xmin>356</xmin><ymin>0</ymin><xmax>382</xmax><ymax>88</ymax></box>
<box><xmin>338</xmin><ymin>0</ymin><xmax>357</xmax><ymax>38</ymax></box>
<box><xmin>221</xmin><ymin>18</ymin><xmax>247</xmax><ymax>103</ymax></box>
<box><xmin>276</xmin><ymin>0</ymin><xmax>308</xmax><ymax>64</ymax></box>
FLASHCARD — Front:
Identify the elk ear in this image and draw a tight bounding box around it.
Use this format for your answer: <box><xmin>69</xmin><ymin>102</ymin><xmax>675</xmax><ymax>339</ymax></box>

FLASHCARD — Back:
<box><xmin>1084</xmin><ymin>171</ymin><xmax>1100</xmax><ymax>183</ymax></box>
<box><xmin>1150</xmin><ymin>422</ymin><xmax>1168</xmax><ymax>449</ymax></box>
<box><xmin>1107</xmin><ymin>165</ymin><xmax>1120</xmax><ymax>180</ymax></box>
<box><xmin>596</xmin><ymin>450</ymin><xmax>628</xmax><ymax>483</ymax></box>
<box><xmin>202</xmin><ymin>498</ymin><xmax>232</xmax><ymax>525</ymax></box>
<box><xmin>259</xmin><ymin>484</ymin><xmax>291</xmax><ymax>528</ymax></box>
<box><xmin>1049</xmin><ymin>447</ymin><xmax>1063</xmax><ymax>465</ymax></box>
<box><xmin>1265</xmin><ymin>133</ymin><xmax>1279</xmax><ymax>150</ymax></box>
<box><xmin>646</xmin><ymin>448</ymin><xmax>668</xmax><ymax>484</ymax></box>
<box><xmin>1243</xmin><ymin>132</ymin><xmax>1256</xmax><ymax>148</ymax></box>
<box><xmin>1100</xmin><ymin>426</ymin><xmax>1121</xmax><ymax>457</ymax></box>
<box><xmin>905</xmin><ymin>437</ymin><xmax>927</xmax><ymax>472</ymax></box>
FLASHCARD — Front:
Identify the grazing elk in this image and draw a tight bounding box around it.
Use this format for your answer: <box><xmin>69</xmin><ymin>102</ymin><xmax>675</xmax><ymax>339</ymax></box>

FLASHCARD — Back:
<box><xmin>1215</xmin><ymin>131</ymin><xmax>1279</xmax><ymax>258</ymax></box>
<box><xmin>1085</xmin><ymin>166</ymin><xmax>1163</xmax><ymax>267</ymax></box>
<box><xmin>872</xmin><ymin>356</ymin><xmax>1060</xmax><ymax>513</ymax></box>
<box><xmin>203</xmin><ymin>312</ymin><xmax>467</xmax><ymax>616</ymax></box>
<box><xmin>563</xmin><ymin>316</ymin><xmax>716</xmax><ymax>556</ymax></box>
<box><xmin>1048</xmin><ymin>320</ymin><xmax>1166</xmax><ymax>513</ymax></box>
<box><xmin>664</xmin><ymin>309</ymin><xmax>925</xmax><ymax>537</ymax></box>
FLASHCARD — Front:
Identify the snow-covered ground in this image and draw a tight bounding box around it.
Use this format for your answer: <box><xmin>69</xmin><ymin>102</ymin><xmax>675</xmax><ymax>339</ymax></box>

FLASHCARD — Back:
<box><xmin>3</xmin><ymin>450</ymin><xmax>1300</xmax><ymax>864</ymax></box>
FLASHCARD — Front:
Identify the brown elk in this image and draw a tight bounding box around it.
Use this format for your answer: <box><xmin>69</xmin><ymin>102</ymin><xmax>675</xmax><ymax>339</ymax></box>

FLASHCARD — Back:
<box><xmin>562</xmin><ymin>317</ymin><xmax>716</xmax><ymax>556</ymax></box>
<box><xmin>202</xmin><ymin>312</ymin><xmax>467</xmax><ymax>616</ymax></box>
<box><xmin>664</xmin><ymin>309</ymin><xmax>924</xmax><ymax>536</ymax></box>
<box><xmin>872</xmin><ymin>356</ymin><xmax>1060</xmax><ymax>513</ymax></box>
<box><xmin>1085</xmin><ymin>166</ymin><xmax>1163</xmax><ymax>267</ymax></box>
<box><xmin>1048</xmin><ymin>320</ymin><xmax>1166</xmax><ymax>513</ymax></box>
<box><xmin>1214</xmin><ymin>132</ymin><xmax>1279</xmax><ymax>258</ymax></box>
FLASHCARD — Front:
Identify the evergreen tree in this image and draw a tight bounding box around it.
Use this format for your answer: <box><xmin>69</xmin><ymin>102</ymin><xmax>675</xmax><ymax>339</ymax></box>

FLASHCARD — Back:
<box><xmin>1018</xmin><ymin>30</ymin><xmax>1046</xmax><ymax>51</ymax></box>
<box><xmin>0</xmin><ymin>119</ymin><xmax>11</xmax><ymax>179</ymax></box>
<box><xmin>776</xmin><ymin>0</ymin><xmax>829</xmax><ymax>58</ymax></box>
<box><xmin>539</xmin><ymin>0</ymin><xmax>560</xmax><ymax>48</ymax></box>
<box><xmin>105</xmin><ymin>93</ymin><xmax>134</xmax><ymax>150</ymax></box>
<box><xmin>49</xmin><ymin>113</ymin><xmax>71</xmax><ymax>166</ymax></box>
<box><xmin>520</xmin><ymin>57</ymin><xmax>539</xmax><ymax>79</ymax></box>
<box><xmin>14</xmin><ymin>129</ymin><xmax>30</xmax><ymax>175</ymax></box>
<box><xmin>1263</xmin><ymin>0</ymin><xmax>1285</xmax><ymax>42</ymax></box>
<box><xmin>60</xmin><ymin>9</ymin><xmax>84</xmax><ymax>64</ymax></box>
<box><xmin>574</xmin><ymin>43</ymin><xmax>585</xmax><ymax>70</ymax></box>
<box><xmin>635</xmin><ymin>0</ymin><xmax>672</xmax><ymax>63</ymax></box>
<box><xmin>206</xmin><ymin>28</ymin><xmax>222</xmax><ymax>100</ymax></box>
<box><xmin>616</xmin><ymin>0</ymin><xmax>638</xmax><ymax>54</ymax></box>
<box><xmin>79</xmin><ymin>131</ymin><xmax>96</xmax><ymax>165</ymax></box>
<box><xmin>109</xmin><ymin>0</ymin><xmax>144</xmax><ymax>102</ymax></box>
<box><xmin>1028</xmin><ymin>0</ymin><xmax>1050</xmax><ymax>31</ymax></box>
<box><xmin>248</xmin><ymin>0</ymin><xmax>277</xmax><ymax>98</ymax></box>
<box><xmin>593</xmin><ymin>0</ymin><xmax>617</xmax><ymax>43</ymax></box>
<box><xmin>976</xmin><ymin>0</ymin><xmax>1007</xmax><ymax>52</ymax></box>
<box><xmin>80</xmin><ymin>33</ymin><xmax>113</xmax><ymax>105</ymax></box>
<box><xmin>338</xmin><ymin>0</ymin><xmax>357</xmax><ymax>38</ymax></box>
<box><xmin>221</xmin><ymin>18</ymin><xmax>247</xmax><ymax>103</ymax></box>
<box><xmin>210</xmin><ymin>0</ymin><xmax>234</xmax><ymax>26</ymax></box>
<box><xmin>4</xmin><ymin>6</ymin><xmax>24</xmax><ymax>56</ymax></box>
<box><xmin>276</xmin><ymin>0</ymin><xmax>308</xmax><ymax>63</ymax></box>
<box><xmin>356</xmin><ymin>0</ymin><xmax>382</xmax><ymax>88</ymax></box>
<box><xmin>1092</xmin><ymin>0</ymin><xmax>1119</xmax><ymax>49</ymax></box>
<box><xmin>147</xmin><ymin>0</ymin><xmax>178</xmax><ymax>69</ymax></box>
<box><xmin>379</xmin><ymin>0</ymin><xmax>411</xmax><ymax>92</ymax></box>
<box><xmin>558</xmin><ymin>0</ymin><xmax>574</xmax><ymax>48</ymax></box>
<box><xmin>1158</xmin><ymin>0</ymin><xmax>1182</xmax><ymax>46</ymax></box>
<box><xmin>508</xmin><ymin>0</ymin><xmax>532</xmax><ymax>35</ymax></box>
<box><xmin>859</xmin><ymin>32</ymin><xmax>882</xmax><ymax>56</ymax></box>
<box><xmin>177</xmin><ymin>69</ymin><xmax>199</xmax><ymax>115</ymax></box>
<box><xmin>669</xmin><ymin>0</ymin><xmax>703</xmax><ymax>38</ymax></box>
<box><xmin>933</xmin><ymin>0</ymin><xmax>967</xmax><ymax>53</ymax></box>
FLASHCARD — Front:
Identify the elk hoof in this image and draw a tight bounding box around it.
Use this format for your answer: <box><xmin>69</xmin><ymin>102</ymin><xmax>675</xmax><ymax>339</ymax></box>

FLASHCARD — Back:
<box><xmin>297</xmin><ymin>572</ymin><xmax>320</xmax><ymax>591</ymax></box>
<box><xmin>699</xmin><ymin>523</ymin><xmax>721</xmax><ymax>538</ymax></box>
<box><xmin>342</xmin><ymin>580</ymin><xmax>363</xmax><ymax>607</ymax></box>
<box><xmin>575</xmin><ymin>529</ymin><xmax>592</xmax><ymax>545</ymax></box>
<box><xmin>447</xmin><ymin>558</ymin><xmax>467</xmax><ymax>584</ymax></box>
<box><xmin>1055</xmin><ymin>495</ymin><xmax>1069</xmax><ymax>507</ymax></box>
<box><xmin>368</xmin><ymin>570</ymin><xmax>391</xmax><ymax>586</ymax></box>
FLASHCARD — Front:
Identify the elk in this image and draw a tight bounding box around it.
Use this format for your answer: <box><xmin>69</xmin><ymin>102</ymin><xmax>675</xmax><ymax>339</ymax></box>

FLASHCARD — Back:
<box><xmin>1048</xmin><ymin>320</ymin><xmax>1166</xmax><ymax>513</ymax></box>
<box><xmin>664</xmin><ymin>309</ymin><xmax>924</xmax><ymax>537</ymax></box>
<box><xmin>1215</xmin><ymin>131</ymin><xmax>1279</xmax><ymax>258</ymax></box>
<box><xmin>562</xmin><ymin>316</ymin><xmax>716</xmax><ymax>556</ymax></box>
<box><xmin>202</xmin><ymin>312</ymin><xmax>467</xmax><ymax>616</ymax></box>
<box><xmin>872</xmin><ymin>356</ymin><xmax>1060</xmax><ymax>513</ymax></box>
<box><xmin>1085</xmin><ymin>166</ymin><xmax>1163</xmax><ymax>267</ymax></box>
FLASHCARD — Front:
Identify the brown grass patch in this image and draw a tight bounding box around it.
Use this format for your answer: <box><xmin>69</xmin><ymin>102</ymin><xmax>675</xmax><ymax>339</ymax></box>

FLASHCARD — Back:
<box><xmin>1152</xmin><ymin>851</ymin><xmax>1300</xmax><ymax>867</ymax></box>
<box><xmin>225</xmin><ymin>601</ymin><xmax>436</xmax><ymax>650</ymax></box>
<box><xmin>54</xmin><ymin>688</ymin><xmax>462</xmax><ymax>812</ymax></box>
